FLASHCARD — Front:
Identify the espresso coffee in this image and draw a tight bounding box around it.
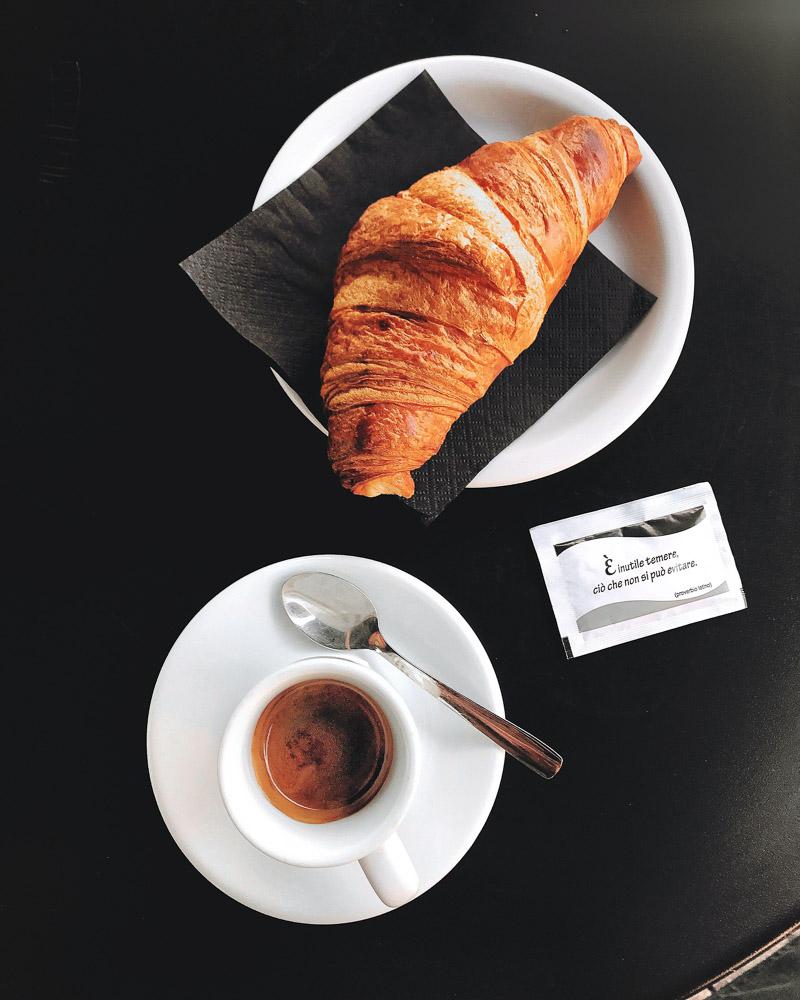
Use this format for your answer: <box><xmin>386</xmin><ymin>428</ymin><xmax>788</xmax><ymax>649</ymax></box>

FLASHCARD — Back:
<box><xmin>251</xmin><ymin>679</ymin><xmax>393</xmax><ymax>823</ymax></box>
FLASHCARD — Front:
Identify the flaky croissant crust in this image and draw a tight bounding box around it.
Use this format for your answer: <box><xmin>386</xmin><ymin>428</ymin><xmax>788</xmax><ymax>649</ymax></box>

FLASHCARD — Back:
<box><xmin>322</xmin><ymin>115</ymin><xmax>642</xmax><ymax>497</ymax></box>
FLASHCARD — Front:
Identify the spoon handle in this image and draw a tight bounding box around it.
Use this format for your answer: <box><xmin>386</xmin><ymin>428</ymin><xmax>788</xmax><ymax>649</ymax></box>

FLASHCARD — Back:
<box><xmin>375</xmin><ymin>647</ymin><xmax>563</xmax><ymax>780</ymax></box>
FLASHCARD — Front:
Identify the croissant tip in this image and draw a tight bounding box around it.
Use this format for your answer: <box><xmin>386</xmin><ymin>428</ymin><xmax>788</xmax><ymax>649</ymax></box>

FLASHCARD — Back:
<box><xmin>349</xmin><ymin>473</ymin><xmax>415</xmax><ymax>498</ymax></box>
<box><xmin>618</xmin><ymin>122</ymin><xmax>642</xmax><ymax>174</ymax></box>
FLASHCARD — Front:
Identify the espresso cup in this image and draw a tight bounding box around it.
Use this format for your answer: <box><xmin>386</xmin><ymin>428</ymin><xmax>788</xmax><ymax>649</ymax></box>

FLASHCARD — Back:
<box><xmin>218</xmin><ymin>655</ymin><xmax>420</xmax><ymax>908</ymax></box>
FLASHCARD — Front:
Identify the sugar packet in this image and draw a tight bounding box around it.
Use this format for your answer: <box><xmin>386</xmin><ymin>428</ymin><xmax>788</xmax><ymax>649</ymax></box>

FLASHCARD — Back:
<box><xmin>530</xmin><ymin>483</ymin><xmax>746</xmax><ymax>658</ymax></box>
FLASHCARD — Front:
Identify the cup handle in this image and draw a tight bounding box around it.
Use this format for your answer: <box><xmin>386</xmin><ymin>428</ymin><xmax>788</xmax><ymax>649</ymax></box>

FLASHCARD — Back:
<box><xmin>358</xmin><ymin>832</ymin><xmax>418</xmax><ymax>908</ymax></box>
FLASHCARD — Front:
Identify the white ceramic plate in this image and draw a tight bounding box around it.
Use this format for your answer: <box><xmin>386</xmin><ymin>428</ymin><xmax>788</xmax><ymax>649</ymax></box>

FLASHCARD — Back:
<box><xmin>147</xmin><ymin>555</ymin><xmax>505</xmax><ymax>924</ymax></box>
<box><xmin>255</xmin><ymin>55</ymin><xmax>693</xmax><ymax>488</ymax></box>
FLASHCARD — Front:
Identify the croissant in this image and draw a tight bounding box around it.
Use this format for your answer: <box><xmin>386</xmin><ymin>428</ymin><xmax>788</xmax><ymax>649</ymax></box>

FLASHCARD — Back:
<box><xmin>321</xmin><ymin>115</ymin><xmax>642</xmax><ymax>497</ymax></box>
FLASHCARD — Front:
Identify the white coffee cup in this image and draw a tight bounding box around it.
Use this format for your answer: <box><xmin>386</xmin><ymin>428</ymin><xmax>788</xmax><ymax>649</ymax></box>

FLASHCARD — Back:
<box><xmin>218</xmin><ymin>654</ymin><xmax>420</xmax><ymax>908</ymax></box>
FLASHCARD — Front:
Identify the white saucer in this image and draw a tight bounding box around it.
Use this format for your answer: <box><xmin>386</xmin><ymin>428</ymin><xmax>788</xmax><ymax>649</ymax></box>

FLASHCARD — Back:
<box><xmin>147</xmin><ymin>555</ymin><xmax>504</xmax><ymax>923</ymax></box>
<box><xmin>255</xmin><ymin>55</ymin><xmax>694</xmax><ymax>488</ymax></box>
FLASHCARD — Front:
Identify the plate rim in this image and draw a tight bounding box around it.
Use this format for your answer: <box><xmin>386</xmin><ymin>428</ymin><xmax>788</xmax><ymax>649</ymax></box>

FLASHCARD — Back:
<box><xmin>254</xmin><ymin>55</ymin><xmax>694</xmax><ymax>488</ymax></box>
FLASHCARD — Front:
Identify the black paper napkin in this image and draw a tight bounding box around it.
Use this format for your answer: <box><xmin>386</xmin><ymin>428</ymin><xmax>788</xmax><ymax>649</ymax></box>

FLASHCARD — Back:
<box><xmin>181</xmin><ymin>71</ymin><xmax>655</xmax><ymax>522</ymax></box>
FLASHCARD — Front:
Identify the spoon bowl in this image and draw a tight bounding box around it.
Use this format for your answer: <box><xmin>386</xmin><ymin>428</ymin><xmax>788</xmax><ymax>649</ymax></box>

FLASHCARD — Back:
<box><xmin>282</xmin><ymin>572</ymin><xmax>380</xmax><ymax>651</ymax></box>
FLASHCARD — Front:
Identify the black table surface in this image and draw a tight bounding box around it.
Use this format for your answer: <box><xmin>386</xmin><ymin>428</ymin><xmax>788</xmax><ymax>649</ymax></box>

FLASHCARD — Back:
<box><xmin>7</xmin><ymin>2</ymin><xmax>799</xmax><ymax>998</ymax></box>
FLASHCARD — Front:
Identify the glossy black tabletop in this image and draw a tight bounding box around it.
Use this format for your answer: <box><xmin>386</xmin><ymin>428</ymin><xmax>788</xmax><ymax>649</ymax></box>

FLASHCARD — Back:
<box><xmin>7</xmin><ymin>2</ymin><xmax>799</xmax><ymax>998</ymax></box>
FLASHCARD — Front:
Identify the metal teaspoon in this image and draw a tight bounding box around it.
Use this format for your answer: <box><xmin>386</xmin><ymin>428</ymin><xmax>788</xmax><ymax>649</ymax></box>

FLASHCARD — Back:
<box><xmin>281</xmin><ymin>572</ymin><xmax>563</xmax><ymax>780</ymax></box>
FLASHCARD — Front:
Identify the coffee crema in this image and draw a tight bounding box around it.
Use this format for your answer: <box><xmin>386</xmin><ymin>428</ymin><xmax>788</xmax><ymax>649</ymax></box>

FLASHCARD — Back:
<box><xmin>251</xmin><ymin>679</ymin><xmax>393</xmax><ymax>823</ymax></box>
